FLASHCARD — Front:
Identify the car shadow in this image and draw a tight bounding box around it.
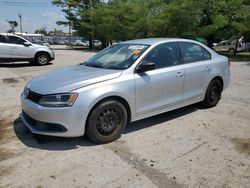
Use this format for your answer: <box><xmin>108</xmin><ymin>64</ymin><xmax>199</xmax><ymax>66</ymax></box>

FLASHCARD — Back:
<box><xmin>13</xmin><ymin>104</ymin><xmax>203</xmax><ymax>151</ymax></box>
<box><xmin>13</xmin><ymin>118</ymin><xmax>95</xmax><ymax>151</ymax></box>
<box><xmin>0</xmin><ymin>62</ymin><xmax>52</xmax><ymax>68</ymax></box>
<box><xmin>125</xmin><ymin>104</ymin><xmax>199</xmax><ymax>134</ymax></box>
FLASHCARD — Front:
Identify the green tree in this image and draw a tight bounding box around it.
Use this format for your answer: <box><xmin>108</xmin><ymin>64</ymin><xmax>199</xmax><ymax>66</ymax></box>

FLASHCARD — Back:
<box><xmin>52</xmin><ymin>0</ymin><xmax>250</xmax><ymax>49</ymax></box>
<box><xmin>52</xmin><ymin>0</ymin><xmax>101</xmax><ymax>48</ymax></box>
<box><xmin>193</xmin><ymin>0</ymin><xmax>250</xmax><ymax>47</ymax></box>
<box><xmin>7</xmin><ymin>20</ymin><xmax>18</xmax><ymax>33</ymax></box>
<box><xmin>35</xmin><ymin>27</ymin><xmax>47</xmax><ymax>35</ymax></box>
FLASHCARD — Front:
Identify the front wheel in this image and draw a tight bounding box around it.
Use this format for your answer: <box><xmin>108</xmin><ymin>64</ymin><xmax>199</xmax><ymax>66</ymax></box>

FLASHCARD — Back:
<box><xmin>86</xmin><ymin>100</ymin><xmax>127</xmax><ymax>144</ymax></box>
<box><xmin>201</xmin><ymin>79</ymin><xmax>222</xmax><ymax>108</ymax></box>
<box><xmin>35</xmin><ymin>53</ymin><xmax>50</xmax><ymax>65</ymax></box>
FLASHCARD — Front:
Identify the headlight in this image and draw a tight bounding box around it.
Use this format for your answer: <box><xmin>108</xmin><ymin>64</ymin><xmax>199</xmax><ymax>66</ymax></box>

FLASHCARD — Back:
<box><xmin>39</xmin><ymin>93</ymin><xmax>78</xmax><ymax>107</ymax></box>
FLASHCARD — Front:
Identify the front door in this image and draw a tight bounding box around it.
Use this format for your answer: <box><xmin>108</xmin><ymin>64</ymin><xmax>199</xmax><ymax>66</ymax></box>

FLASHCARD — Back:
<box><xmin>135</xmin><ymin>42</ymin><xmax>184</xmax><ymax>118</ymax></box>
<box><xmin>8</xmin><ymin>35</ymin><xmax>34</xmax><ymax>59</ymax></box>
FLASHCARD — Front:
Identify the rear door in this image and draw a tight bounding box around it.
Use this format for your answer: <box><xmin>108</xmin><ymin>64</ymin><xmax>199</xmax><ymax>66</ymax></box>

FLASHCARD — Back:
<box><xmin>135</xmin><ymin>42</ymin><xmax>184</xmax><ymax>117</ymax></box>
<box><xmin>0</xmin><ymin>34</ymin><xmax>11</xmax><ymax>58</ymax></box>
<box><xmin>178</xmin><ymin>42</ymin><xmax>212</xmax><ymax>104</ymax></box>
<box><xmin>7</xmin><ymin>35</ymin><xmax>34</xmax><ymax>59</ymax></box>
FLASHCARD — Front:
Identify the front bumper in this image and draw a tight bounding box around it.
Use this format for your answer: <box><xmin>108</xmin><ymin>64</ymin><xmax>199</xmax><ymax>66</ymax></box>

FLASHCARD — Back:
<box><xmin>49</xmin><ymin>49</ymin><xmax>55</xmax><ymax>60</ymax></box>
<box><xmin>20</xmin><ymin>93</ymin><xmax>87</xmax><ymax>137</ymax></box>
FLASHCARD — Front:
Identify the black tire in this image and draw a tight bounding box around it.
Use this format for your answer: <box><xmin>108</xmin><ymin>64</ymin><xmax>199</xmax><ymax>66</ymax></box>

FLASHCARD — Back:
<box><xmin>201</xmin><ymin>79</ymin><xmax>222</xmax><ymax>108</ymax></box>
<box><xmin>86</xmin><ymin>100</ymin><xmax>127</xmax><ymax>144</ymax></box>
<box><xmin>35</xmin><ymin>53</ymin><xmax>49</xmax><ymax>66</ymax></box>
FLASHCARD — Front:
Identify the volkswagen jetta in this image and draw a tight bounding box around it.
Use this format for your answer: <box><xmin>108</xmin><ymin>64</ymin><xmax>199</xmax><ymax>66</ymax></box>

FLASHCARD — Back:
<box><xmin>20</xmin><ymin>38</ymin><xmax>230</xmax><ymax>143</ymax></box>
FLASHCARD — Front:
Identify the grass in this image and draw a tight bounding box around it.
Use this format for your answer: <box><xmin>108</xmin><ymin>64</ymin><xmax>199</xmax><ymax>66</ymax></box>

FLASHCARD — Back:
<box><xmin>218</xmin><ymin>51</ymin><xmax>250</xmax><ymax>61</ymax></box>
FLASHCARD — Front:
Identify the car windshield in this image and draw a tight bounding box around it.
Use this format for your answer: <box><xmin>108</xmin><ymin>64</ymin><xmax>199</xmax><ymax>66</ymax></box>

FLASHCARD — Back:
<box><xmin>85</xmin><ymin>43</ymin><xmax>149</xmax><ymax>70</ymax></box>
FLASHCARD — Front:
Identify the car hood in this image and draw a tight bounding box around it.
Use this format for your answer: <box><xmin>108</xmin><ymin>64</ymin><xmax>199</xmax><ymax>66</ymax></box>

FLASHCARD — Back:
<box><xmin>32</xmin><ymin>43</ymin><xmax>51</xmax><ymax>49</ymax></box>
<box><xmin>27</xmin><ymin>65</ymin><xmax>122</xmax><ymax>94</ymax></box>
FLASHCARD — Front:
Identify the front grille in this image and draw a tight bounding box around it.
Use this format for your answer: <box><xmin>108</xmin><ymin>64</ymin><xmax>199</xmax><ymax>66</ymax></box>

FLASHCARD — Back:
<box><xmin>27</xmin><ymin>90</ymin><xmax>42</xmax><ymax>103</ymax></box>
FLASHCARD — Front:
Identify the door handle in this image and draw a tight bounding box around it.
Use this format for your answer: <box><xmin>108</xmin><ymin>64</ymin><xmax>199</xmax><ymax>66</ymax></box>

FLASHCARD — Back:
<box><xmin>176</xmin><ymin>71</ymin><xmax>184</xmax><ymax>78</ymax></box>
<box><xmin>205</xmin><ymin>66</ymin><xmax>211</xmax><ymax>71</ymax></box>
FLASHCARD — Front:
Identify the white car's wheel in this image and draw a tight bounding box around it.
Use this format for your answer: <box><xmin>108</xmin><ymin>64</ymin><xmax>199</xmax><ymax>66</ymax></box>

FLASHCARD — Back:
<box><xmin>36</xmin><ymin>53</ymin><xmax>49</xmax><ymax>65</ymax></box>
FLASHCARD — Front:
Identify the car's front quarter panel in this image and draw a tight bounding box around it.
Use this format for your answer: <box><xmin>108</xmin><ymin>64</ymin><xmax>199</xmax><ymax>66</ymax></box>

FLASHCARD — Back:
<box><xmin>33</xmin><ymin>45</ymin><xmax>55</xmax><ymax>60</ymax></box>
<box><xmin>74</xmin><ymin>73</ymin><xmax>136</xmax><ymax>124</ymax></box>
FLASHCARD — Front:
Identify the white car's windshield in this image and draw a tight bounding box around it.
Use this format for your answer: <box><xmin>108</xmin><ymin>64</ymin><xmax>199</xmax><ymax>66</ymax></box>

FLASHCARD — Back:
<box><xmin>85</xmin><ymin>43</ymin><xmax>149</xmax><ymax>70</ymax></box>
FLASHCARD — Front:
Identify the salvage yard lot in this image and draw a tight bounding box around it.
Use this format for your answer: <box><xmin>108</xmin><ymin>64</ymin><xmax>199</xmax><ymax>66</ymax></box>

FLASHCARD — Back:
<box><xmin>0</xmin><ymin>49</ymin><xmax>250</xmax><ymax>188</ymax></box>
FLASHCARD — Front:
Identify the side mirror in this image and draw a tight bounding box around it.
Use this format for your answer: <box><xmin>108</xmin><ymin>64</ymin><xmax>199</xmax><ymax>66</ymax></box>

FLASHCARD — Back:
<box><xmin>136</xmin><ymin>61</ymin><xmax>155</xmax><ymax>73</ymax></box>
<box><xmin>23</xmin><ymin>42</ymin><xmax>31</xmax><ymax>47</ymax></box>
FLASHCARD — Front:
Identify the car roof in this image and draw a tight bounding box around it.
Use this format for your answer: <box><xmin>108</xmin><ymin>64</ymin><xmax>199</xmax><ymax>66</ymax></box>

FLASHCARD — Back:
<box><xmin>121</xmin><ymin>38</ymin><xmax>200</xmax><ymax>45</ymax></box>
<box><xmin>0</xmin><ymin>33</ymin><xmax>19</xmax><ymax>37</ymax></box>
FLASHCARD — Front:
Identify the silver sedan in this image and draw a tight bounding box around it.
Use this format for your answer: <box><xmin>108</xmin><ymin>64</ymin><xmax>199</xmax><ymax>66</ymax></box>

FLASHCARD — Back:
<box><xmin>20</xmin><ymin>38</ymin><xmax>230</xmax><ymax>144</ymax></box>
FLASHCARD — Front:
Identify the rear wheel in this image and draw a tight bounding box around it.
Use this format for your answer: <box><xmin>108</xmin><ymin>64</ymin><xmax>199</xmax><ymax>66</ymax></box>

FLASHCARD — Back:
<box><xmin>201</xmin><ymin>79</ymin><xmax>222</xmax><ymax>108</ymax></box>
<box><xmin>86</xmin><ymin>100</ymin><xmax>127</xmax><ymax>144</ymax></box>
<box><xmin>35</xmin><ymin>53</ymin><xmax>49</xmax><ymax>65</ymax></box>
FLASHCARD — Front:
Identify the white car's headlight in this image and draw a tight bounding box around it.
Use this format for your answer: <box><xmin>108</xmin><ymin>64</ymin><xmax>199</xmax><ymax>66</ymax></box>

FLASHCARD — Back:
<box><xmin>39</xmin><ymin>93</ymin><xmax>78</xmax><ymax>107</ymax></box>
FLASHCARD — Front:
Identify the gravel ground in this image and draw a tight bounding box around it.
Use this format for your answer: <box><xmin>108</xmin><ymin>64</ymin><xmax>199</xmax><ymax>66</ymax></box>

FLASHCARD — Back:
<box><xmin>0</xmin><ymin>49</ymin><xmax>249</xmax><ymax>188</ymax></box>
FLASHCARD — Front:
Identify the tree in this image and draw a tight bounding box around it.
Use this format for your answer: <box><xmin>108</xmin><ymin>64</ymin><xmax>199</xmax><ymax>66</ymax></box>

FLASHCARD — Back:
<box><xmin>52</xmin><ymin>0</ymin><xmax>250</xmax><ymax>49</ymax></box>
<box><xmin>35</xmin><ymin>27</ymin><xmax>47</xmax><ymax>35</ymax></box>
<box><xmin>7</xmin><ymin>20</ymin><xmax>18</xmax><ymax>33</ymax></box>
<box><xmin>48</xmin><ymin>28</ymin><xmax>63</xmax><ymax>35</ymax></box>
<box><xmin>52</xmin><ymin>0</ymin><xmax>99</xmax><ymax>48</ymax></box>
<box><xmin>192</xmin><ymin>0</ymin><xmax>250</xmax><ymax>48</ymax></box>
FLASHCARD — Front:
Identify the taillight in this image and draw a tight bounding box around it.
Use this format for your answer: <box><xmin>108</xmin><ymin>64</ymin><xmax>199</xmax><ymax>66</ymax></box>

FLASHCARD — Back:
<box><xmin>227</xmin><ymin>58</ymin><xmax>231</xmax><ymax>67</ymax></box>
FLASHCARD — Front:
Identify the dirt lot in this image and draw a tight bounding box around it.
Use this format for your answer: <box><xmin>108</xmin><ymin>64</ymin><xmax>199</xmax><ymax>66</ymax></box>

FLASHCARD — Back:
<box><xmin>0</xmin><ymin>49</ymin><xmax>250</xmax><ymax>188</ymax></box>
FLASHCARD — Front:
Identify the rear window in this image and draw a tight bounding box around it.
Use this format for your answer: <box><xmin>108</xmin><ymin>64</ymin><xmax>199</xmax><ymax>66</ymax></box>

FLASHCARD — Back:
<box><xmin>179</xmin><ymin>42</ymin><xmax>211</xmax><ymax>63</ymax></box>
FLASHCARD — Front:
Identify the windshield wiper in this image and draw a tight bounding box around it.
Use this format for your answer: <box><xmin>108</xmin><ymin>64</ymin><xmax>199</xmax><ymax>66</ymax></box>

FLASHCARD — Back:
<box><xmin>87</xmin><ymin>64</ymin><xmax>103</xmax><ymax>68</ymax></box>
<box><xmin>83</xmin><ymin>61</ymin><xmax>102</xmax><ymax>68</ymax></box>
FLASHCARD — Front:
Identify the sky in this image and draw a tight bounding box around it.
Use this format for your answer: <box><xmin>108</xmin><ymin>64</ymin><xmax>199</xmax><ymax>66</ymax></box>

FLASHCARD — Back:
<box><xmin>0</xmin><ymin>0</ymin><xmax>68</xmax><ymax>33</ymax></box>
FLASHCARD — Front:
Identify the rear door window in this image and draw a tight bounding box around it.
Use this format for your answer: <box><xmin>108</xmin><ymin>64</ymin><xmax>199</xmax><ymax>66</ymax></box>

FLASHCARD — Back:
<box><xmin>179</xmin><ymin>42</ymin><xmax>211</xmax><ymax>63</ymax></box>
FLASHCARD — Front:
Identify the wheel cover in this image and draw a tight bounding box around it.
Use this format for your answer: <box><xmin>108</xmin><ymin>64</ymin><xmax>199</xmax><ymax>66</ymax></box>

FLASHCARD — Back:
<box><xmin>96</xmin><ymin>107</ymin><xmax>122</xmax><ymax>136</ymax></box>
<box><xmin>38</xmin><ymin>55</ymin><xmax>48</xmax><ymax>64</ymax></box>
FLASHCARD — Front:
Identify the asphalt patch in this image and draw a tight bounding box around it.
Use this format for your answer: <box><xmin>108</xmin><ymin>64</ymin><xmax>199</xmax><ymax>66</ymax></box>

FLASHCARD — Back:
<box><xmin>106</xmin><ymin>141</ymin><xmax>184</xmax><ymax>188</ymax></box>
<box><xmin>0</xmin><ymin>149</ymin><xmax>16</xmax><ymax>162</ymax></box>
<box><xmin>231</xmin><ymin>138</ymin><xmax>250</xmax><ymax>156</ymax></box>
<box><xmin>0</xmin><ymin>118</ymin><xmax>15</xmax><ymax>178</ymax></box>
<box><xmin>2</xmin><ymin>78</ymin><xmax>19</xmax><ymax>84</ymax></box>
<box><xmin>0</xmin><ymin>119</ymin><xmax>13</xmax><ymax>144</ymax></box>
<box><xmin>0</xmin><ymin>165</ymin><xmax>13</xmax><ymax>177</ymax></box>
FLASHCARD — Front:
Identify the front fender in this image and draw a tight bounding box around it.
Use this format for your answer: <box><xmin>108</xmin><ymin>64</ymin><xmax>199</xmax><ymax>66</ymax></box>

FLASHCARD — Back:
<box><xmin>74</xmin><ymin>77</ymin><xmax>136</xmax><ymax>126</ymax></box>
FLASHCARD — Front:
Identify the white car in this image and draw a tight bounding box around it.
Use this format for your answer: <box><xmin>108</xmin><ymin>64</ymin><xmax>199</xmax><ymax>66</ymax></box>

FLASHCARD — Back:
<box><xmin>213</xmin><ymin>40</ymin><xmax>245</xmax><ymax>52</ymax></box>
<box><xmin>73</xmin><ymin>40</ymin><xmax>84</xmax><ymax>46</ymax></box>
<box><xmin>82</xmin><ymin>40</ymin><xmax>89</xmax><ymax>47</ymax></box>
<box><xmin>94</xmin><ymin>40</ymin><xmax>102</xmax><ymax>47</ymax></box>
<box><xmin>0</xmin><ymin>33</ymin><xmax>55</xmax><ymax>65</ymax></box>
